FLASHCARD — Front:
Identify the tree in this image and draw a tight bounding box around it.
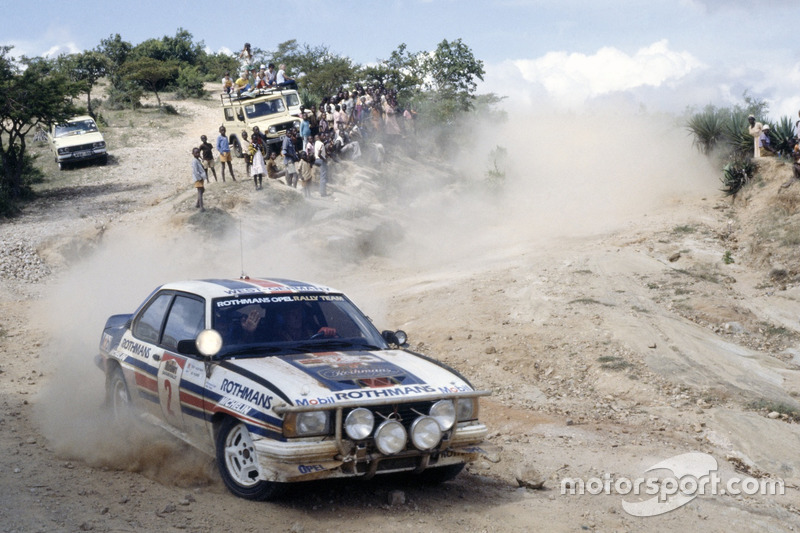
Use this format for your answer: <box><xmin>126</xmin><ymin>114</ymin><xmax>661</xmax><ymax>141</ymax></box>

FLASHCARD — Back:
<box><xmin>97</xmin><ymin>33</ymin><xmax>132</xmax><ymax>83</ymax></box>
<box><xmin>130</xmin><ymin>28</ymin><xmax>203</xmax><ymax>65</ymax></box>
<box><xmin>267</xmin><ymin>40</ymin><xmax>359</xmax><ymax>102</ymax></box>
<box><xmin>421</xmin><ymin>38</ymin><xmax>485</xmax><ymax>116</ymax></box>
<box><xmin>120</xmin><ymin>57</ymin><xmax>178</xmax><ymax>107</ymax></box>
<box><xmin>361</xmin><ymin>43</ymin><xmax>424</xmax><ymax>103</ymax></box>
<box><xmin>57</xmin><ymin>51</ymin><xmax>111</xmax><ymax>119</ymax></box>
<box><xmin>0</xmin><ymin>48</ymin><xmax>80</xmax><ymax>211</ymax></box>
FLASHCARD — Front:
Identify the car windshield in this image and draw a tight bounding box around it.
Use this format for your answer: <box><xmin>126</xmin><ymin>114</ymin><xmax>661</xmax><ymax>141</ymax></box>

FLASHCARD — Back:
<box><xmin>211</xmin><ymin>293</ymin><xmax>388</xmax><ymax>357</ymax></box>
<box><xmin>245</xmin><ymin>99</ymin><xmax>286</xmax><ymax>119</ymax></box>
<box><xmin>54</xmin><ymin>119</ymin><xmax>98</xmax><ymax>138</ymax></box>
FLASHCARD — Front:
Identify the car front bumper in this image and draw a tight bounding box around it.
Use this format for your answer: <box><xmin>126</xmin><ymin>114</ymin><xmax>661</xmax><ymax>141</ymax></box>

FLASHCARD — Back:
<box><xmin>253</xmin><ymin>421</ymin><xmax>491</xmax><ymax>483</ymax></box>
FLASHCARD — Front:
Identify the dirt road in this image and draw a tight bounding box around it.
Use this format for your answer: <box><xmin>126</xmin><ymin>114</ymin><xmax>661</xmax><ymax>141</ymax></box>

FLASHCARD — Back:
<box><xmin>1</xmin><ymin>91</ymin><xmax>799</xmax><ymax>532</ymax></box>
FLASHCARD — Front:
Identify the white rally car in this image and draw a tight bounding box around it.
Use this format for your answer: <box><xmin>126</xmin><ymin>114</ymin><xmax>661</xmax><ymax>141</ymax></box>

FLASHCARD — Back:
<box><xmin>96</xmin><ymin>278</ymin><xmax>491</xmax><ymax>500</ymax></box>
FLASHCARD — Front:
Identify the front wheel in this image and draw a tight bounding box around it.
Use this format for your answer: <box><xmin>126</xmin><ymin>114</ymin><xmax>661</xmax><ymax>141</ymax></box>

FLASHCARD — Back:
<box><xmin>215</xmin><ymin>417</ymin><xmax>284</xmax><ymax>500</ymax></box>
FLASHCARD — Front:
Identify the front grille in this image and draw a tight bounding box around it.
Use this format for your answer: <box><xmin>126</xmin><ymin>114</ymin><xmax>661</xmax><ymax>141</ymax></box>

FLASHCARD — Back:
<box><xmin>273</xmin><ymin>121</ymin><xmax>295</xmax><ymax>133</ymax></box>
<box><xmin>68</xmin><ymin>143</ymin><xmax>94</xmax><ymax>152</ymax></box>
<box><xmin>367</xmin><ymin>401</ymin><xmax>434</xmax><ymax>429</ymax></box>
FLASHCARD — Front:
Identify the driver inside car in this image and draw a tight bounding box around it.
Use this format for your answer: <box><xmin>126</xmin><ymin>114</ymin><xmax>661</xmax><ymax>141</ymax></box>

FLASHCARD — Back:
<box><xmin>279</xmin><ymin>304</ymin><xmax>336</xmax><ymax>341</ymax></box>
<box><xmin>228</xmin><ymin>304</ymin><xmax>267</xmax><ymax>344</ymax></box>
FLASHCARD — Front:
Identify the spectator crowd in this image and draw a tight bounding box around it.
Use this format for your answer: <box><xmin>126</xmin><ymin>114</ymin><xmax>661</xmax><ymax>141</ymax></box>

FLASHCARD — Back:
<box><xmin>190</xmin><ymin>43</ymin><xmax>418</xmax><ymax>207</ymax></box>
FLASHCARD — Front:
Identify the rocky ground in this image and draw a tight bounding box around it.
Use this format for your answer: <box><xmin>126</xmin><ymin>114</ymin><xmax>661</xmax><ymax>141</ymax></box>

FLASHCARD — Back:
<box><xmin>1</xmin><ymin>89</ymin><xmax>800</xmax><ymax>532</ymax></box>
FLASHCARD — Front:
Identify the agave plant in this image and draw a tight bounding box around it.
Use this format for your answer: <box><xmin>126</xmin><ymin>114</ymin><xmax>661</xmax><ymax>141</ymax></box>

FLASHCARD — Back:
<box><xmin>686</xmin><ymin>105</ymin><xmax>725</xmax><ymax>155</ymax></box>
<box><xmin>769</xmin><ymin>115</ymin><xmax>797</xmax><ymax>156</ymax></box>
<box><xmin>720</xmin><ymin>156</ymin><xmax>756</xmax><ymax>196</ymax></box>
<box><xmin>721</xmin><ymin>108</ymin><xmax>754</xmax><ymax>158</ymax></box>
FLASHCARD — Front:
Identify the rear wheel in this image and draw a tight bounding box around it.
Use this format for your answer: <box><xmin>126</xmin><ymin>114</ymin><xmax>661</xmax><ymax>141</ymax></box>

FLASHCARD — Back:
<box><xmin>107</xmin><ymin>367</ymin><xmax>133</xmax><ymax>426</ymax></box>
<box><xmin>215</xmin><ymin>417</ymin><xmax>284</xmax><ymax>500</ymax></box>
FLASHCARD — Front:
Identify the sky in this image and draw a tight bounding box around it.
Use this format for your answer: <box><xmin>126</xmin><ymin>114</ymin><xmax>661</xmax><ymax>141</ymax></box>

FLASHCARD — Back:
<box><xmin>2</xmin><ymin>0</ymin><xmax>799</xmax><ymax>120</ymax></box>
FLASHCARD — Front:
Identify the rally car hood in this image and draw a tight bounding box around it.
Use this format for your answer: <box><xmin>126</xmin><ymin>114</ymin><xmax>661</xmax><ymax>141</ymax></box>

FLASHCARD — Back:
<box><xmin>52</xmin><ymin>131</ymin><xmax>105</xmax><ymax>148</ymax></box>
<box><xmin>221</xmin><ymin>349</ymin><xmax>473</xmax><ymax>407</ymax></box>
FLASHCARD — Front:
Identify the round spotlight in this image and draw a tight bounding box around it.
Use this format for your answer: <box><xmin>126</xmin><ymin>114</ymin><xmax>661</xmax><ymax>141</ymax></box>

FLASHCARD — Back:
<box><xmin>196</xmin><ymin>329</ymin><xmax>223</xmax><ymax>357</ymax></box>
<box><xmin>410</xmin><ymin>416</ymin><xmax>443</xmax><ymax>450</ymax></box>
<box><xmin>374</xmin><ymin>420</ymin><xmax>407</xmax><ymax>455</ymax></box>
<box><xmin>345</xmin><ymin>408</ymin><xmax>374</xmax><ymax>440</ymax></box>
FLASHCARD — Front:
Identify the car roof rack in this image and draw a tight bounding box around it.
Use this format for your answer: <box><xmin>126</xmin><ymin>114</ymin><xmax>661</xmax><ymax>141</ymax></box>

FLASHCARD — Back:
<box><xmin>220</xmin><ymin>87</ymin><xmax>293</xmax><ymax>105</ymax></box>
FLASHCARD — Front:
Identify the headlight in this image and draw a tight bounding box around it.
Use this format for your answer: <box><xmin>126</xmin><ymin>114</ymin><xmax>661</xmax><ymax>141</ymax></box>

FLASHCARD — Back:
<box><xmin>93</xmin><ymin>141</ymin><xmax>106</xmax><ymax>149</ymax></box>
<box><xmin>430</xmin><ymin>400</ymin><xmax>456</xmax><ymax>431</ymax></box>
<box><xmin>410</xmin><ymin>416</ymin><xmax>442</xmax><ymax>450</ymax></box>
<box><xmin>268</xmin><ymin>126</ymin><xmax>277</xmax><ymax>134</ymax></box>
<box><xmin>374</xmin><ymin>420</ymin><xmax>406</xmax><ymax>455</ymax></box>
<box><xmin>345</xmin><ymin>408</ymin><xmax>374</xmax><ymax>440</ymax></box>
<box><xmin>284</xmin><ymin>411</ymin><xmax>329</xmax><ymax>437</ymax></box>
<box><xmin>293</xmin><ymin>121</ymin><xmax>300</xmax><ymax>129</ymax></box>
<box><xmin>456</xmin><ymin>398</ymin><xmax>478</xmax><ymax>421</ymax></box>
<box><xmin>57</xmin><ymin>147</ymin><xmax>69</xmax><ymax>155</ymax></box>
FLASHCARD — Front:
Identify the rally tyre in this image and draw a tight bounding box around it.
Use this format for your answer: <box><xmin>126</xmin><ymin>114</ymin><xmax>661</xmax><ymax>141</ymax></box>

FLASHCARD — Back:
<box><xmin>418</xmin><ymin>463</ymin><xmax>465</xmax><ymax>484</ymax></box>
<box><xmin>107</xmin><ymin>367</ymin><xmax>133</xmax><ymax>426</ymax></box>
<box><xmin>215</xmin><ymin>417</ymin><xmax>284</xmax><ymax>501</ymax></box>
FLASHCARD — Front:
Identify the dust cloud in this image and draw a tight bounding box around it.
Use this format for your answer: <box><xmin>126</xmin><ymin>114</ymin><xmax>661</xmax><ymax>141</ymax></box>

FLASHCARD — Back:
<box><xmin>33</xmin><ymin>105</ymin><xmax>720</xmax><ymax>482</ymax></box>
<box><xmin>390</xmin><ymin>108</ymin><xmax>720</xmax><ymax>272</ymax></box>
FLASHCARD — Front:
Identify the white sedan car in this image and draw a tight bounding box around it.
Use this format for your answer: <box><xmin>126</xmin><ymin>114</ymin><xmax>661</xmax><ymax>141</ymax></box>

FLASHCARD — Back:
<box><xmin>96</xmin><ymin>278</ymin><xmax>491</xmax><ymax>500</ymax></box>
<box><xmin>49</xmin><ymin>115</ymin><xmax>107</xmax><ymax>170</ymax></box>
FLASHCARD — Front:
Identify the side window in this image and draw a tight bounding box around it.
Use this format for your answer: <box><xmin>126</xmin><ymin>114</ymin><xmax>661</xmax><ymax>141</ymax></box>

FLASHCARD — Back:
<box><xmin>286</xmin><ymin>93</ymin><xmax>299</xmax><ymax>108</ymax></box>
<box><xmin>133</xmin><ymin>294</ymin><xmax>172</xmax><ymax>344</ymax></box>
<box><xmin>224</xmin><ymin>108</ymin><xmax>234</xmax><ymax>121</ymax></box>
<box><xmin>161</xmin><ymin>296</ymin><xmax>205</xmax><ymax>351</ymax></box>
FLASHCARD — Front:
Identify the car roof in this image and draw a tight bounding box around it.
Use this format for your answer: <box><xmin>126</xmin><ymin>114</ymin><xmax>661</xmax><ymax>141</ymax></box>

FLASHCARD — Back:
<box><xmin>159</xmin><ymin>278</ymin><xmax>342</xmax><ymax>299</ymax></box>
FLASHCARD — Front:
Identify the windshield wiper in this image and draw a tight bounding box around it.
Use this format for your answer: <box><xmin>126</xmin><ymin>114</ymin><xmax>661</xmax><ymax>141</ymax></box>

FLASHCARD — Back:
<box><xmin>292</xmin><ymin>339</ymin><xmax>384</xmax><ymax>352</ymax></box>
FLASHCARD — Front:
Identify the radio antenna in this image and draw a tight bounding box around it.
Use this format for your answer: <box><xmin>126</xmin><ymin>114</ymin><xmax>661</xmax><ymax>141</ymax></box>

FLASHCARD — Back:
<box><xmin>239</xmin><ymin>219</ymin><xmax>247</xmax><ymax>279</ymax></box>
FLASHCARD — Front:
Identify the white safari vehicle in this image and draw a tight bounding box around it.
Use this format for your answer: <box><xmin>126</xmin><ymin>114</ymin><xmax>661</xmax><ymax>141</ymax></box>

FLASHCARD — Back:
<box><xmin>96</xmin><ymin>278</ymin><xmax>491</xmax><ymax>500</ymax></box>
<box><xmin>49</xmin><ymin>115</ymin><xmax>107</xmax><ymax>170</ymax></box>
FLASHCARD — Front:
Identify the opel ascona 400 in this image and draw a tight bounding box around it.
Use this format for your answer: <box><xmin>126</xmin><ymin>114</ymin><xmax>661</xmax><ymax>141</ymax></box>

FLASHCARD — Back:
<box><xmin>96</xmin><ymin>278</ymin><xmax>491</xmax><ymax>500</ymax></box>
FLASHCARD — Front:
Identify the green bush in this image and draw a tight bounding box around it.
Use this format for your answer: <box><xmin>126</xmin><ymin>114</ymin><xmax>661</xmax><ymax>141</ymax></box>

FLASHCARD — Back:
<box><xmin>105</xmin><ymin>80</ymin><xmax>143</xmax><ymax>110</ymax></box>
<box><xmin>0</xmin><ymin>152</ymin><xmax>43</xmax><ymax>217</ymax></box>
<box><xmin>175</xmin><ymin>65</ymin><xmax>206</xmax><ymax>99</ymax></box>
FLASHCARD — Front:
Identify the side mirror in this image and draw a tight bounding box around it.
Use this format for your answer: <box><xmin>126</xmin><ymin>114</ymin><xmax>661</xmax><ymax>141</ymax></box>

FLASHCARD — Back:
<box><xmin>381</xmin><ymin>330</ymin><xmax>407</xmax><ymax>346</ymax></box>
<box><xmin>177</xmin><ymin>339</ymin><xmax>201</xmax><ymax>356</ymax></box>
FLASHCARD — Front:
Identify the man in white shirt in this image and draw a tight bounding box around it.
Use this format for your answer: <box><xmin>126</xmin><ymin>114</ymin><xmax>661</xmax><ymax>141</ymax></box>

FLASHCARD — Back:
<box><xmin>313</xmin><ymin>135</ymin><xmax>329</xmax><ymax>197</ymax></box>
